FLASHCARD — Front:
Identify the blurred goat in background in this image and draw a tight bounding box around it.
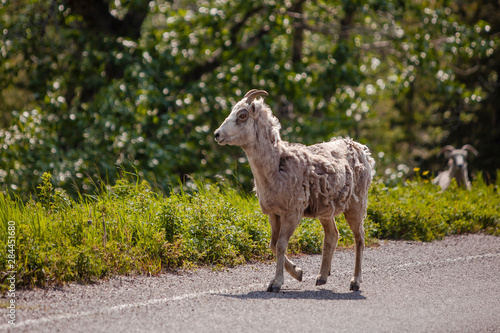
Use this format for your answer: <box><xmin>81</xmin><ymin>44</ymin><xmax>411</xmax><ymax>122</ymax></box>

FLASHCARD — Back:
<box><xmin>432</xmin><ymin>145</ymin><xmax>478</xmax><ymax>191</ymax></box>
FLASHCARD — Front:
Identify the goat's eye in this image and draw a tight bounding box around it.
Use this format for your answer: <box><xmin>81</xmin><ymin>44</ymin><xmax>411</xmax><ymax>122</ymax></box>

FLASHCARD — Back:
<box><xmin>238</xmin><ymin>112</ymin><xmax>248</xmax><ymax>120</ymax></box>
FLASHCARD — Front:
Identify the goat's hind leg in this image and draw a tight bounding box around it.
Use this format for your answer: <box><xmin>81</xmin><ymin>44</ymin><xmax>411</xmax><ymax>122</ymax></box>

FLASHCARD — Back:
<box><xmin>316</xmin><ymin>217</ymin><xmax>339</xmax><ymax>286</ymax></box>
<box><xmin>285</xmin><ymin>257</ymin><xmax>303</xmax><ymax>282</ymax></box>
<box><xmin>344</xmin><ymin>208</ymin><xmax>365</xmax><ymax>291</ymax></box>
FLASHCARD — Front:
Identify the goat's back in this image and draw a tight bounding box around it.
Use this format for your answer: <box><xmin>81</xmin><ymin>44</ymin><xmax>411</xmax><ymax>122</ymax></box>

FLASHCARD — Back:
<box><xmin>280</xmin><ymin>138</ymin><xmax>374</xmax><ymax>218</ymax></box>
<box><xmin>320</xmin><ymin>137</ymin><xmax>374</xmax><ymax>197</ymax></box>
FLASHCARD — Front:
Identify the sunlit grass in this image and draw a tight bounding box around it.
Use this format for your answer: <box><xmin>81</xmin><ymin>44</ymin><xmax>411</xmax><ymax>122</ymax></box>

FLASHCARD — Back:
<box><xmin>1</xmin><ymin>171</ymin><xmax>498</xmax><ymax>291</ymax></box>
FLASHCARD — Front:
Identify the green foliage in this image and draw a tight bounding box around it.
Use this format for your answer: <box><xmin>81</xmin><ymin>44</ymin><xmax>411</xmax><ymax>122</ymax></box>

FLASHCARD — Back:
<box><xmin>0</xmin><ymin>0</ymin><xmax>498</xmax><ymax>196</ymax></box>
<box><xmin>1</xmin><ymin>173</ymin><xmax>498</xmax><ymax>291</ymax></box>
<box><xmin>36</xmin><ymin>172</ymin><xmax>71</xmax><ymax>211</ymax></box>
<box><xmin>0</xmin><ymin>175</ymin><xmax>268</xmax><ymax>290</ymax></box>
<box><xmin>0</xmin><ymin>1</ymin><xmax>499</xmax><ymax>292</ymax></box>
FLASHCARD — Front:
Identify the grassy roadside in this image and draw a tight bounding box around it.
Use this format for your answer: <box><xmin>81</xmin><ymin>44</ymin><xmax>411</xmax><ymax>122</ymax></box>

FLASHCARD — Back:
<box><xmin>1</xmin><ymin>172</ymin><xmax>499</xmax><ymax>291</ymax></box>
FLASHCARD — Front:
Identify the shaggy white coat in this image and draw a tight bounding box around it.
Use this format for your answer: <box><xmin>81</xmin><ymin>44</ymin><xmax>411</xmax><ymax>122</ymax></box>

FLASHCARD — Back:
<box><xmin>215</xmin><ymin>93</ymin><xmax>374</xmax><ymax>292</ymax></box>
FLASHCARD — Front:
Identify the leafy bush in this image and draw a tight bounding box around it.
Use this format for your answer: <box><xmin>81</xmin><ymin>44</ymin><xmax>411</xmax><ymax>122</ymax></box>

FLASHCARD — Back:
<box><xmin>0</xmin><ymin>174</ymin><xmax>270</xmax><ymax>290</ymax></box>
<box><xmin>367</xmin><ymin>172</ymin><xmax>500</xmax><ymax>240</ymax></box>
<box><xmin>1</xmin><ymin>0</ymin><xmax>499</xmax><ymax>197</ymax></box>
<box><xmin>0</xmin><ymin>172</ymin><xmax>498</xmax><ymax>291</ymax></box>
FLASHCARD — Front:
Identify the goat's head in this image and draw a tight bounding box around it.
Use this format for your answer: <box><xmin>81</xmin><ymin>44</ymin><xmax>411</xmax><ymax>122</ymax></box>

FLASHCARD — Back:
<box><xmin>438</xmin><ymin>144</ymin><xmax>478</xmax><ymax>169</ymax></box>
<box><xmin>214</xmin><ymin>89</ymin><xmax>281</xmax><ymax>148</ymax></box>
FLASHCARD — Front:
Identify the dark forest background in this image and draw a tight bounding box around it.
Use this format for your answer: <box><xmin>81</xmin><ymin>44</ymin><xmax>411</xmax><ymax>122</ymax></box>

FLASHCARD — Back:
<box><xmin>1</xmin><ymin>0</ymin><xmax>499</xmax><ymax>195</ymax></box>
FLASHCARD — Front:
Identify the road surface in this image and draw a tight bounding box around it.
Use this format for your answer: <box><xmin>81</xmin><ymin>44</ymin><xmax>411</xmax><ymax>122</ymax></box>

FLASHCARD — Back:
<box><xmin>3</xmin><ymin>233</ymin><xmax>500</xmax><ymax>332</ymax></box>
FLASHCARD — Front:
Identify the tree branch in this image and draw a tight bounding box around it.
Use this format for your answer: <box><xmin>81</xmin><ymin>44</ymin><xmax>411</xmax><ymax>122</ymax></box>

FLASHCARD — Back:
<box><xmin>66</xmin><ymin>0</ymin><xmax>149</xmax><ymax>39</ymax></box>
<box><xmin>290</xmin><ymin>0</ymin><xmax>307</xmax><ymax>64</ymax></box>
<box><xmin>452</xmin><ymin>63</ymin><xmax>480</xmax><ymax>76</ymax></box>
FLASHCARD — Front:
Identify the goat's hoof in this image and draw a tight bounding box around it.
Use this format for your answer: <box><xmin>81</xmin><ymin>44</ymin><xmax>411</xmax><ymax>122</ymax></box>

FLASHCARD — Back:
<box><xmin>296</xmin><ymin>268</ymin><xmax>303</xmax><ymax>282</ymax></box>
<box><xmin>287</xmin><ymin>265</ymin><xmax>303</xmax><ymax>282</ymax></box>
<box><xmin>349</xmin><ymin>281</ymin><xmax>360</xmax><ymax>291</ymax></box>
<box><xmin>267</xmin><ymin>282</ymin><xmax>281</xmax><ymax>293</ymax></box>
<box><xmin>315</xmin><ymin>278</ymin><xmax>327</xmax><ymax>286</ymax></box>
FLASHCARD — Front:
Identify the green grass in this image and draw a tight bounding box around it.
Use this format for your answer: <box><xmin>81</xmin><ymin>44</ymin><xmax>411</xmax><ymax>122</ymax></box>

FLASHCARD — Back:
<box><xmin>1</xmin><ymin>172</ymin><xmax>499</xmax><ymax>291</ymax></box>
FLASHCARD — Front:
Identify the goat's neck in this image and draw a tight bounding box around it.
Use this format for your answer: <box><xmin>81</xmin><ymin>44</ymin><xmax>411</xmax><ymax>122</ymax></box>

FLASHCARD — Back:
<box><xmin>449</xmin><ymin>164</ymin><xmax>466</xmax><ymax>181</ymax></box>
<box><xmin>243</xmin><ymin>137</ymin><xmax>281</xmax><ymax>190</ymax></box>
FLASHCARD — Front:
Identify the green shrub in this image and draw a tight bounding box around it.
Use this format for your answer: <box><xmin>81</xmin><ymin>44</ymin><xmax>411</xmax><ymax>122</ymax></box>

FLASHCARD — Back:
<box><xmin>0</xmin><ymin>172</ymin><xmax>498</xmax><ymax>291</ymax></box>
<box><xmin>367</xmin><ymin>173</ymin><xmax>500</xmax><ymax>240</ymax></box>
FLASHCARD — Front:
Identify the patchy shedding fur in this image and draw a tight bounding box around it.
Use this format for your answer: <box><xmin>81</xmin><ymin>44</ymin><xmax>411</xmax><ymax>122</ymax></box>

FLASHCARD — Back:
<box><xmin>215</xmin><ymin>90</ymin><xmax>374</xmax><ymax>292</ymax></box>
<box><xmin>255</xmin><ymin>138</ymin><xmax>372</xmax><ymax>217</ymax></box>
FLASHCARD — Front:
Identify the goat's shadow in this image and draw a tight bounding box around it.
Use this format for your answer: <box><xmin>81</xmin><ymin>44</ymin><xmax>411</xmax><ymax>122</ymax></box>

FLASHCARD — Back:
<box><xmin>217</xmin><ymin>288</ymin><xmax>366</xmax><ymax>301</ymax></box>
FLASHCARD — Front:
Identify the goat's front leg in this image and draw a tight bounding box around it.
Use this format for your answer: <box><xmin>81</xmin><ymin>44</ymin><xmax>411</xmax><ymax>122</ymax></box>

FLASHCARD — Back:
<box><xmin>437</xmin><ymin>170</ymin><xmax>452</xmax><ymax>191</ymax></box>
<box><xmin>267</xmin><ymin>213</ymin><xmax>301</xmax><ymax>292</ymax></box>
<box><xmin>268</xmin><ymin>215</ymin><xmax>303</xmax><ymax>283</ymax></box>
<box><xmin>463</xmin><ymin>167</ymin><xmax>472</xmax><ymax>190</ymax></box>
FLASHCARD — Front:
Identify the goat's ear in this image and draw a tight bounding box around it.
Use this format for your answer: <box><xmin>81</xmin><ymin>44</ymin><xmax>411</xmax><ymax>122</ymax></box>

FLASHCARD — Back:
<box><xmin>249</xmin><ymin>102</ymin><xmax>260</xmax><ymax>119</ymax></box>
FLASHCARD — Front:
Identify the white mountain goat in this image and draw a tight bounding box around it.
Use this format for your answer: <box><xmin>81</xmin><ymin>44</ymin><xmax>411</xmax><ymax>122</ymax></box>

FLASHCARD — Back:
<box><xmin>214</xmin><ymin>89</ymin><xmax>375</xmax><ymax>292</ymax></box>
<box><xmin>432</xmin><ymin>144</ymin><xmax>478</xmax><ymax>191</ymax></box>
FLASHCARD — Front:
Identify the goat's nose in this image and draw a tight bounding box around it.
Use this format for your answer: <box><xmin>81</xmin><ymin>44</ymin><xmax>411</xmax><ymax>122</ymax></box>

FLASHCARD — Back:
<box><xmin>457</xmin><ymin>164</ymin><xmax>463</xmax><ymax>169</ymax></box>
<box><xmin>214</xmin><ymin>130</ymin><xmax>220</xmax><ymax>142</ymax></box>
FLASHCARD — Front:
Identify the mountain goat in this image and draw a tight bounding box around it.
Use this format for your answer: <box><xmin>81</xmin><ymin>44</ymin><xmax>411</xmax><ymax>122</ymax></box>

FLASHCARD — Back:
<box><xmin>432</xmin><ymin>144</ymin><xmax>478</xmax><ymax>191</ymax></box>
<box><xmin>214</xmin><ymin>89</ymin><xmax>375</xmax><ymax>292</ymax></box>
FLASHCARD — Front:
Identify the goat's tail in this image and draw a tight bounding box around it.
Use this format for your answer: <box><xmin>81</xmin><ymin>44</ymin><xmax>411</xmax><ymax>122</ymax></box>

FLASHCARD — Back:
<box><xmin>346</xmin><ymin>139</ymin><xmax>375</xmax><ymax>186</ymax></box>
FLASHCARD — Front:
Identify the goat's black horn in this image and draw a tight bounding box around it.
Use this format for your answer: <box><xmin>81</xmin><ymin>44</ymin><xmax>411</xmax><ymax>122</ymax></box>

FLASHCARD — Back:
<box><xmin>244</xmin><ymin>89</ymin><xmax>269</xmax><ymax>103</ymax></box>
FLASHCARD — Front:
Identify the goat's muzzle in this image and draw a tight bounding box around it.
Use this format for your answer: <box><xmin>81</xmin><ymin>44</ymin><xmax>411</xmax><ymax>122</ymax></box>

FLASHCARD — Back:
<box><xmin>214</xmin><ymin>129</ymin><xmax>224</xmax><ymax>144</ymax></box>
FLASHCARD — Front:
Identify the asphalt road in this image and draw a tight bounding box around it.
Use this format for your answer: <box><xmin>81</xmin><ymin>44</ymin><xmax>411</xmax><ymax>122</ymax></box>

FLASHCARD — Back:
<box><xmin>3</xmin><ymin>233</ymin><xmax>500</xmax><ymax>332</ymax></box>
